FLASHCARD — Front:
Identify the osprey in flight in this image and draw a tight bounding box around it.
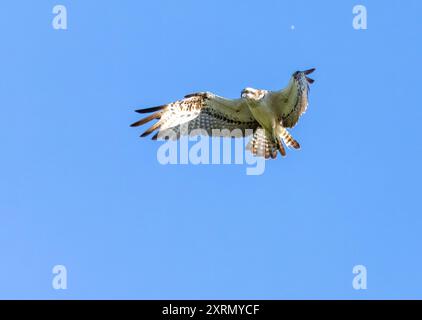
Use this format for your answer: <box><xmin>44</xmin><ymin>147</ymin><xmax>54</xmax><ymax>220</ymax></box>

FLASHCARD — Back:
<box><xmin>131</xmin><ymin>68</ymin><xmax>315</xmax><ymax>159</ymax></box>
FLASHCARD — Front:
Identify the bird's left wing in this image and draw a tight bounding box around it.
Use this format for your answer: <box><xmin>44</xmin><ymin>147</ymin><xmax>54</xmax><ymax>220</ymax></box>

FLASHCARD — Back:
<box><xmin>267</xmin><ymin>68</ymin><xmax>315</xmax><ymax>128</ymax></box>
<box><xmin>130</xmin><ymin>92</ymin><xmax>259</xmax><ymax>139</ymax></box>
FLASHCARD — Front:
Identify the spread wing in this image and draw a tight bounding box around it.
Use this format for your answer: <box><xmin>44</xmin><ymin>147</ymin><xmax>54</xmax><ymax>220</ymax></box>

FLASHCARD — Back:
<box><xmin>267</xmin><ymin>68</ymin><xmax>315</xmax><ymax>128</ymax></box>
<box><xmin>130</xmin><ymin>92</ymin><xmax>259</xmax><ymax>139</ymax></box>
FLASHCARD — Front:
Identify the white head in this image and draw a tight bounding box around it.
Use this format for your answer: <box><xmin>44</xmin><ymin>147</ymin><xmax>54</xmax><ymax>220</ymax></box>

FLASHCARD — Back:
<box><xmin>241</xmin><ymin>87</ymin><xmax>266</xmax><ymax>100</ymax></box>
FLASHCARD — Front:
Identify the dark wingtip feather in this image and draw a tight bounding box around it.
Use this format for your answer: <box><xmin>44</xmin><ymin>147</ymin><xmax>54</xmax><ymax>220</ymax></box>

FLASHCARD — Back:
<box><xmin>304</xmin><ymin>68</ymin><xmax>316</xmax><ymax>75</ymax></box>
<box><xmin>130</xmin><ymin>111</ymin><xmax>162</xmax><ymax>128</ymax></box>
<box><xmin>140</xmin><ymin>132</ymin><xmax>149</xmax><ymax>138</ymax></box>
<box><xmin>135</xmin><ymin>105</ymin><xmax>166</xmax><ymax>114</ymax></box>
<box><xmin>140</xmin><ymin>122</ymin><xmax>161</xmax><ymax>138</ymax></box>
<box><xmin>306</xmin><ymin>77</ymin><xmax>315</xmax><ymax>84</ymax></box>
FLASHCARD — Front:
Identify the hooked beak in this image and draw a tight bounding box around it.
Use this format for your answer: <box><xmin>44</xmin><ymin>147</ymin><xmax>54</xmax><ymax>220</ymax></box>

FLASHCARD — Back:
<box><xmin>303</xmin><ymin>68</ymin><xmax>316</xmax><ymax>84</ymax></box>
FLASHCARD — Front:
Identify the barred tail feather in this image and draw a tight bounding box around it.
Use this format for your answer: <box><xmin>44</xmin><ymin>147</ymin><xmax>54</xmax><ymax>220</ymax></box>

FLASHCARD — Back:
<box><xmin>247</xmin><ymin>128</ymin><xmax>278</xmax><ymax>159</ymax></box>
<box><xmin>277</xmin><ymin>139</ymin><xmax>286</xmax><ymax>157</ymax></box>
<box><xmin>278</xmin><ymin>127</ymin><xmax>300</xmax><ymax>149</ymax></box>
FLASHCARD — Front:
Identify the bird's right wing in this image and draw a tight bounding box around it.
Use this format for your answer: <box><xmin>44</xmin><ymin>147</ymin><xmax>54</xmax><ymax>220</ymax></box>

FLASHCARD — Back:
<box><xmin>130</xmin><ymin>92</ymin><xmax>259</xmax><ymax>139</ymax></box>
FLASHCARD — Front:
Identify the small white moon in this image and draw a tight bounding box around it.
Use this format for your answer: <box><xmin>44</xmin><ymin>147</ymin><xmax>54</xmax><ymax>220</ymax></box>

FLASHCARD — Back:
<box><xmin>291</xmin><ymin>25</ymin><xmax>295</xmax><ymax>30</ymax></box>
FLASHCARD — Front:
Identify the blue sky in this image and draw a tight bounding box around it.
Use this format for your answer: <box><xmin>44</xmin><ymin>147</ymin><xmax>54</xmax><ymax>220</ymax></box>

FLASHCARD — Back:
<box><xmin>0</xmin><ymin>0</ymin><xmax>421</xmax><ymax>299</ymax></box>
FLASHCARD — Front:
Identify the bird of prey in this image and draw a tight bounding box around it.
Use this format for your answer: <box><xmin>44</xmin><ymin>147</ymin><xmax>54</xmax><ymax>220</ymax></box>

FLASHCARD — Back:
<box><xmin>131</xmin><ymin>68</ymin><xmax>315</xmax><ymax>159</ymax></box>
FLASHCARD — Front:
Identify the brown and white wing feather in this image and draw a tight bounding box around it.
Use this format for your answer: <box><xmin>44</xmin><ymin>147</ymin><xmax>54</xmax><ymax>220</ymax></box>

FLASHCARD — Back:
<box><xmin>281</xmin><ymin>87</ymin><xmax>310</xmax><ymax>128</ymax></box>
<box><xmin>267</xmin><ymin>85</ymin><xmax>310</xmax><ymax>129</ymax></box>
<box><xmin>131</xmin><ymin>92</ymin><xmax>259</xmax><ymax>139</ymax></box>
<box><xmin>267</xmin><ymin>69</ymin><xmax>315</xmax><ymax>128</ymax></box>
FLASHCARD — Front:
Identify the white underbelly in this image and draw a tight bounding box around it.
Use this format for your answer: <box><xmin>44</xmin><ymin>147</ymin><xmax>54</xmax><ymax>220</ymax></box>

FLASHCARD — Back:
<box><xmin>248</xmin><ymin>101</ymin><xmax>275</xmax><ymax>133</ymax></box>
